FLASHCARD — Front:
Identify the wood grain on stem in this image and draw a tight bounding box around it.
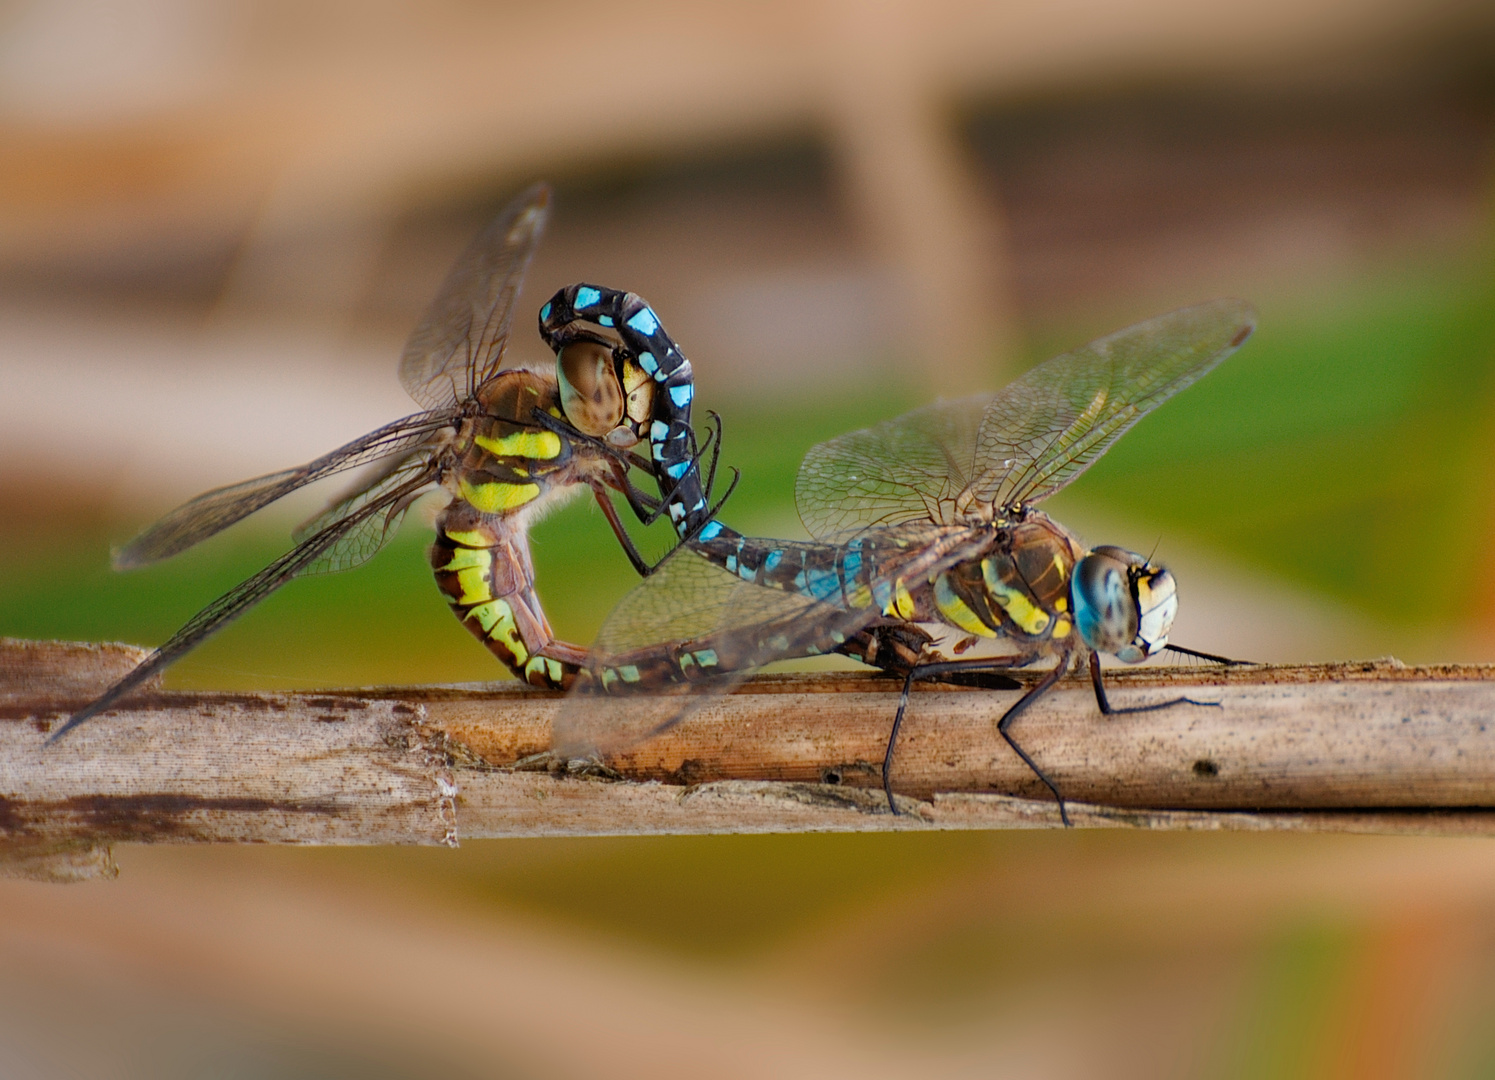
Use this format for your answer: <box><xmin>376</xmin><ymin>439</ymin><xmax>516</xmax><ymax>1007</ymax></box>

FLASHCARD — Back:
<box><xmin>4</xmin><ymin>638</ymin><xmax>1494</xmax><ymax>880</ymax></box>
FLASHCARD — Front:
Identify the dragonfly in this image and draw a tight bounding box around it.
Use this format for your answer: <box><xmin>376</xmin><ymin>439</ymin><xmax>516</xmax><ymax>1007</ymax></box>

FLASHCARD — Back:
<box><xmin>50</xmin><ymin>184</ymin><xmax>726</xmax><ymax>743</ymax></box>
<box><xmin>551</xmin><ymin>296</ymin><xmax>1257</xmax><ymax>824</ymax></box>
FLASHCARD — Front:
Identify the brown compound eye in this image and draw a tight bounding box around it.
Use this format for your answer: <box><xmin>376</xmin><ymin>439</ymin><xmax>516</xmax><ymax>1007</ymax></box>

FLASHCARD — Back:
<box><xmin>556</xmin><ymin>340</ymin><xmax>624</xmax><ymax>436</ymax></box>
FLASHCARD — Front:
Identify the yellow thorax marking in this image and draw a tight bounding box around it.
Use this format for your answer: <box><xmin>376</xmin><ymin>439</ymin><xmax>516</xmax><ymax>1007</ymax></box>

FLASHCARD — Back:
<box><xmin>980</xmin><ymin>558</ymin><xmax>1051</xmax><ymax>636</ymax></box>
<box><xmin>1052</xmin><ymin>616</ymin><xmax>1072</xmax><ymax>639</ymax></box>
<box><xmin>892</xmin><ymin>579</ymin><xmax>916</xmax><ymax>620</ymax></box>
<box><xmin>934</xmin><ymin>572</ymin><xmax>996</xmax><ymax>638</ymax></box>
<box><xmin>474</xmin><ymin>430</ymin><xmax>562</xmax><ymax>460</ymax></box>
<box><xmin>459</xmin><ymin>477</ymin><xmax>540</xmax><ymax>513</ymax></box>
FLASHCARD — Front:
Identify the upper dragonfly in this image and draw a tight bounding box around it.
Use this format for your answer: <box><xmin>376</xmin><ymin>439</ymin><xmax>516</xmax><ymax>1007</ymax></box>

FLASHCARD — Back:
<box><xmin>51</xmin><ymin>184</ymin><xmax>724</xmax><ymax>742</ymax></box>
<box><xmin>549</xmin><ymin>296</ymin><xmax>1257</xmax><ymax>823</ymax></box>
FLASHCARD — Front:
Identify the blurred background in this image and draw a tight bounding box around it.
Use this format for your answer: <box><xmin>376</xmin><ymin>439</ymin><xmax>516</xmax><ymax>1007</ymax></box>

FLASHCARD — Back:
<box><xmin>3</xmin><ymin>0</ymin><xmax>1495</xmax><ymax>1075</ymax></box>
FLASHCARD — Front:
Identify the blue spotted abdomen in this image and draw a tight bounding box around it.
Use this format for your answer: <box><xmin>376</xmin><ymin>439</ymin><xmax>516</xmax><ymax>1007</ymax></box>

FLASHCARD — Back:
<box><xmin>540</xmin><ymin>284</ymin><xmax>711</xmax><ymax>538</ymax></box>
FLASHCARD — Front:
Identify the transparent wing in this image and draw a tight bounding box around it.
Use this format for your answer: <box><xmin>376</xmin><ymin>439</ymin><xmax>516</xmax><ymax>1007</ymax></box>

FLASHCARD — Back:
<box><xmin>968</xmin><ymin>298</ymin><xmax>1256</xmax><ymax>509</ymax></box>
<box><xmin>553</xmin><ymin>550</ymin><xmax>869</xmax><ymax>756</ymax></box>
<box><xmin>795</xmin><ymin>394</ymin><xmax>991</xmax><ymax>539</ymax></box>
<box><xmin>292</xmin><ymin>456</ymin><xmax>437</xmax><ymax>576</ymax></box>
<box><xmin>554</xmin><ymin>525</ymin><xmax>989</xmax><ymax>756</ymax></box>
<box><xmin>114</xmin><ymin>410</ymin><xmax>457</xmax><ymax>569</ymax></box>
<box><xmin>397</xmin><ymin>182</ymin><xmax>551</xmax><ymax>410</ymax></box>
<box><xmin>52</xmin><ymin>466</ymin><xmax>437</xmax><ymax>742</ymax></box>
<box><xmin>792</xmin><ymin>300</ymin><xmax>1256</xmax><ymax>536</ymax></box>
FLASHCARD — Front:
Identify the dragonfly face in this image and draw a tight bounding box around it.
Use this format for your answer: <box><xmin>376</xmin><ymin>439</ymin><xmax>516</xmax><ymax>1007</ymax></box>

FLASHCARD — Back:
<box><xmin>1071</xmin><ymin>545</ymin><xmax>1177</xmax><ymax>663</ymax></box>
<box><xmin>556</xmin><ymin>339</ymin><xmax>657</xmax><ymax>449</ymax></box>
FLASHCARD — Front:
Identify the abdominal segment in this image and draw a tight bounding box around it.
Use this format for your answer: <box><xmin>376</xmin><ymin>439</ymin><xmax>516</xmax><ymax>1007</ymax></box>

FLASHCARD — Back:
<box><xmin>430</xmin><ymin>508</ymin><xmax>579</xmax><ymax>689</ymax></box>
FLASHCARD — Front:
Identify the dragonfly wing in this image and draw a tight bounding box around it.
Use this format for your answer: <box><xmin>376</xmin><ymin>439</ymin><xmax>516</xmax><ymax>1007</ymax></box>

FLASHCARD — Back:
<box><xmin>553</xmin><ymin>524</ymin><xmax>990</xmax><ymax>756</ymax></box>
<box><xmin>968</xmin><ymin>299</ymin><xmax>1256</xmax><ymax>509</ymax></box>
<box><xmin>52</xmin><ymin>466</ymin><xmax>437</xmax><ymax>741</ymax></box>
<box><xmin>114</xmin><ymin>411</ymin><xmax>455</xmax><ymax>569</ymax></box>
<box><xmin>795</xmin><ymin>394</ymin><xmax>992</xmax><ymax>539</ymax></box>
<box><xmin>397</xmin><ymin>182</ymin><xmax>551</xmax><ymax>411</ymax></box>
<box><xmin>553</xmin><ymin>547</ymin><xmax>875</xmax><ymax>756</ymax></box>
<box><xmin>292</xmin><ymin>457</ymin><xmax>438</xmax><ymax>576</ymax></box>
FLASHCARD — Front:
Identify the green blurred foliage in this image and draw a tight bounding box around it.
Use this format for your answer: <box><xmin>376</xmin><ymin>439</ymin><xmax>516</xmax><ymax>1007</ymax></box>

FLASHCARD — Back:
<box><xmin>1069</xmin><ymin>256</ymin><xmax>1495</xmax><ymax>625</ymax></box>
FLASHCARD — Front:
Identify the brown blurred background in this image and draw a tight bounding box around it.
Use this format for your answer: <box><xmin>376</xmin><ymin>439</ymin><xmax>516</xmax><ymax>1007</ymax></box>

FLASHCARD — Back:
<box><xmin>4</xmin><ymin>1</ymin><xmax>1495</xmax><ymax>1076</ymax></box>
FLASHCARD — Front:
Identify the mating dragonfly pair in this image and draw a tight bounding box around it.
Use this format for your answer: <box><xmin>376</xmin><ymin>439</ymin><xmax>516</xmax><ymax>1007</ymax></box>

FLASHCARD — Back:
<box><xmin>55</xmin><ymin>184</ymin><xmax>1256</xmax><ymax>825</ymax></box>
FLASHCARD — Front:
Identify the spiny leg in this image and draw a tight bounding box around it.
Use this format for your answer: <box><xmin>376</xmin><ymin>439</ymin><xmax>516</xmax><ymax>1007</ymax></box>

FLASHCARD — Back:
<box><xmin>881</xmin><ymin>658</ymin><xmax>1027</xmax><ymax>817</ymax></box>
<box><xmin>1162</xmin><ymin>643</ymin><xmax>1248</xmax><ymax>665</ymax></box>
<box><xmin>994</xmin><ymin>661</ymin><xmax>1073</xmax><ymax>827</ymax></box>
<box><xmin>1088</xmin><ymin>651</ymin><xmax>1222</xmax><ymax>715</ymax></box>
<box><xmin>590</xmin><ymin>481</ymin><xmax>656</xmax><ymax>578</ymax></box>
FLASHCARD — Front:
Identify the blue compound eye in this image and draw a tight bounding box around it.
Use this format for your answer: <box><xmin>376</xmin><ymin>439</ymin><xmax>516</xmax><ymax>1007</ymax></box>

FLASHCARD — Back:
<box><xmin>1073</xmin><ymin>552</ymin><xmax>1137</xmax><ymax>655</ymax></box>
<box><xmin>1073</xmin><ymin>547</ymin><xmax>1178</xmax><ymax>662</ymax></box>
<box><xmin>557</xmin><ymin>340</ymin><xmax>624</xmax><ymax>437</ymax></box>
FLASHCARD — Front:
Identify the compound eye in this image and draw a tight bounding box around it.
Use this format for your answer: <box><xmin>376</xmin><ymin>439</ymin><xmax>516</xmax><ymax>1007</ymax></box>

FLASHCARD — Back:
<box><xmin>557</xmin><ymin>341</ymin><xmax>624</xmax><ymax>436</ymax></box>
<box><xmin>1072</xmin><ymin>551</ymin><xmax>1139</xmax><ymax>655</ymax></box>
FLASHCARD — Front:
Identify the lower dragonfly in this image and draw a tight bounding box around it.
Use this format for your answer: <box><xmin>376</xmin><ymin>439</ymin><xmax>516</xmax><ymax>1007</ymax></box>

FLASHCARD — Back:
<box><xmin>546</xmin><ymin>292</ymin><xmax>1256</xmax><ymax>824</ymax></box>
<box><xmin>50</xmin><ymin>185</ymin><xmax>726</xmax><ymax>743</ymax></box>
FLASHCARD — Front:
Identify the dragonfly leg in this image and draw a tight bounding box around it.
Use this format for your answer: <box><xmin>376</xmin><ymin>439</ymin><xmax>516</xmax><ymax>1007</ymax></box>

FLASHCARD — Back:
<box><xmin>632</xmin><ymin>421</ymin><xmax>732</xmax><ymax>531</ymax></box>
<box><xmin>881</xmin><ymin>656</ymin><xmax>1043</xmax><ymax>819</ymax></box>
<box><xmin>1088</xmin><ymin>651</ymin><xmax>1221</xmax><ymax>715</ymax></box>
<box><xmin>591</xmin><ymin>480</ymin><xmax>660</xmax><ymax>577</ymax></box>
<box><xmin>531</xmin><ymin>405</ymin><xmax>733</xmax><ymax>537</ymax></box>
<box><xmin>696</xmin><ymin>410</ymin><xmax>725</xmax><ymax>511</ymax></box>
<box><xmin>1162</xmin><ymin>643</ymin><xmax>1249</xmax><ymax>665</ymax></box>
<box><xmin>994</xmin><ymin>660</ymin><xmax>1073</xmax><ymax>826</ymax></box>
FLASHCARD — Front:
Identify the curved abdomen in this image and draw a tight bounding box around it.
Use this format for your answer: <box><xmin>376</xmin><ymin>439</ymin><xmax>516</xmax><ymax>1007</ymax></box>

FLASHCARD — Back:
<box><xmin>430</xmin><ymin>508</ymin><xmax>580</xmax><ymax>689</ymax></box>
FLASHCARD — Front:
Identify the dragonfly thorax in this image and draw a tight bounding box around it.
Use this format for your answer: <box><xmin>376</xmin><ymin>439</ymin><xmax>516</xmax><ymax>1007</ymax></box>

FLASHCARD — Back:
<box><xmin>1071</xmin><ymin>545</ymin><xmax>1177</xmax><ymax>663</ymax></box>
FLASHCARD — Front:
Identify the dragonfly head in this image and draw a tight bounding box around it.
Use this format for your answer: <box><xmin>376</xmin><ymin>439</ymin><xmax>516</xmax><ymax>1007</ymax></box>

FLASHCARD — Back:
<box><xmin>1072</xmin><ymin>546</ymin><xmax>1177</xmax><ymax>663</ymax></box>
<box><xmin>556</xmin><ymin>339</ymin><xmax>650</xmax><ymax>448</ymax></box>
<box><xmin>557</xmin><ymin>339</ymin><xmax>627</xmax><ymax>437</ymax></box>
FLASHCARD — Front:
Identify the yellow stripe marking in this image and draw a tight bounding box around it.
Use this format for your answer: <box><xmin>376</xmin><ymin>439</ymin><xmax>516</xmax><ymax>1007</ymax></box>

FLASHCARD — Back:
<box><xmin>474</xmin><ymin>430</ymin><xmax>562</xmax><ymax>460</ymax></box>
<box><xmin>847</xmin><ymin>584</ymin><xmax>873</xmax><ymax>609</ymax></box>
<box><xmin>444</xmin><ymin>528</ymin><xmax>491</xmax><ymax>547</ymax></box>
<box><xmin>934</xmin><ymin>573</ymin><xmax>996</xmax><ymax>638</ymax></box>
<box><xmin>1052</xmin><ymin>616</ymin><xmax>1072</xmax><ymax>639</ymax></box>
<box><xmin>523</xmin><ymin>656</ymin><xmax>565</xmax><ymax>686</ymax></box>
<box><xmin>893</xmin><ymin>579</ymin><xmax>916</xmax><ymax>620</ymax></box>
<box><xmin>981</xmin><ymin>559</ymin><xmax>1051</xmax><ymax>636</ymax></box>
<box><xmin>440</xmin><ymin>546</ymin><xmax>488</xmax><ymax>572</ymax></box>
<box><xmin>466</xmin><ymin>599</ymin><xmax>527</xmax><ymax>665</ymax></box>
<box><xmin>459</xmin><ymin>477</ymin><xmax>540</xmax><ymax>513</ymax></box>
<box><xmin>455</xmin><ymin>565</ymin><xmax>491</xmax><ymax>606</ymax></box>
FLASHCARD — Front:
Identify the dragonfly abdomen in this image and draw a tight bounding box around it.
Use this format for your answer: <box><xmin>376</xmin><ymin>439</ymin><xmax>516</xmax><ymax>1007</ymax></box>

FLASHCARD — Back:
<box><xmin>688</xmin><ymin>523</ymin><xmax>885</xmax><ymax>609</ymax></box>
<box><xmin>541</xmin><ymin>284</ymin><xmax>710</xmax><ymax>538</ymax></box>
<box><xmin>430</xmin><ymin>509</ymin><xmax>574</xmax><ymax>689</ymax></box>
